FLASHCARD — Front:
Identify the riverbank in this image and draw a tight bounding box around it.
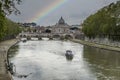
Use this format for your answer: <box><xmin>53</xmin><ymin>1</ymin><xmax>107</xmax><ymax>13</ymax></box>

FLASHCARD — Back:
<box><xmin>71</xmin><ymin>39</ymin><xmax>120</xmax><ymax>52</ymax></box>
<box><xmin>0</xmin><ymin>39</ymin><xmax>19</xmax><ymax>80</ymax></box>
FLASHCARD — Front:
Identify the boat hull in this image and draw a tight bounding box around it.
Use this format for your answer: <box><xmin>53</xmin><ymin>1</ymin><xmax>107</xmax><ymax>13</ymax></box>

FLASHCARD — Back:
<box><xmin>65</xmin><ymin>53</ymin><xmax>73</xmax><ymax>60</ymax></box>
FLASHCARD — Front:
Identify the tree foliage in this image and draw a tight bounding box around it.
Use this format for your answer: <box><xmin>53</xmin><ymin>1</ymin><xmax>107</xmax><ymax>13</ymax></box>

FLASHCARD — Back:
<box><xmin>82</xmin><ymin>1</ymin><xmax>120</xmax><ymax>41</ymax></box>
<box><xmin>0</xmin><ymin>0</ymin><xmax>22</xmax><ymax>41</ymax></box>
<box><xmin>0</xmin><ymin>12</ymin><xmax>5</xmax><ymax>39</ymax></box>
<box><xmin>0</xmin><ymin>18</ymin><xmax>22</xmax><ymax>41</ymax></box>
<box><xmin>0</xmin><ymin>0</ymin><xmax>22</xmax><ymax>15</ymax></box>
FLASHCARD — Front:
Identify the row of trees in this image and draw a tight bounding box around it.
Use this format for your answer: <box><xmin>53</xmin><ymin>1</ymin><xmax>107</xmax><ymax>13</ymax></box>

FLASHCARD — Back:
<box><xmin>82</xmin><ymin>1</ymin><xmax>120</xmax><ymax>41</ymax></box>
<box><xmin>0</xmin><ymin>0</ymin><xmax>22</xmax><ymax>41</ymax></box>
<box><xmin>0</xmin><ymin>16</ymin><xmax>22</xmax><ymax>41</ymax></box>
<box><xmin>0</xmin><ymin>12</ymin><xmax>5</xmax><ymax>40</ymax></box>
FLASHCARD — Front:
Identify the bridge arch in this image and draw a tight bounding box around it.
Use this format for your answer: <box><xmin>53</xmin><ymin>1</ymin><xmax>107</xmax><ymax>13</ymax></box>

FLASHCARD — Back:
<box><xmin>53</xmin><ymin>34</ymin><xmax>61</xmax><ymax>38</ymax></box>
<box><xmin>23</xmin><ymin>35</ymin><xmax>27</xmax><ymax>38</ymax></box>
<box><xmin>65</xmin><ymin>34</ymin><xmax>73</xmax><ymax>39</ymax></box>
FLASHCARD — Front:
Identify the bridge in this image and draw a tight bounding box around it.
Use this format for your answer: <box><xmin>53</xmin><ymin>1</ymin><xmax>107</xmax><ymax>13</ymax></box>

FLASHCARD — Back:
<box><xmin>19</xmin><ymin>32</ymin><xmax>75</xmax><ymax>40</ymax></box>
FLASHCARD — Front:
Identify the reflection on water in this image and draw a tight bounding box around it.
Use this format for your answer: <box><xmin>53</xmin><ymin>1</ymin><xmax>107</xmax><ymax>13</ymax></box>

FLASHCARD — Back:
<box><xmin>9</xmin><ymin>41</ymin><xmax>95</xmax><ymax>80</ymax></box>
<box><xmin>83</xmin><ymin>46</ymin><xmax>120</xmax><ymax>80</ymax></box>
<box><xmin>8</xmin><ymin>40</ymin><xmax>120</xmax><ymax>80</ymax></box>
<box><xmin>8</xmin><ymin>45</ymin><xmax>19</xmax><ymax>58</ymax></box>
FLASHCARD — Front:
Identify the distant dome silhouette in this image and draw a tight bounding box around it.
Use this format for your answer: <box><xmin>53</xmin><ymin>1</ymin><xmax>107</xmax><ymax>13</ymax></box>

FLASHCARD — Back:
<box><xmin>58</xmin><ymin>16</ymin><xmax>65</xmax><ymax>25</ymax></box>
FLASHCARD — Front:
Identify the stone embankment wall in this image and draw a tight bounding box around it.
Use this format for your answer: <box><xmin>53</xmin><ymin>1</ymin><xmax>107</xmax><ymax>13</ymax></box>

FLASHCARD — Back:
<box><xmin>85</xmin><ymin>37</ymin><xmax>120</xmax><ymax>48</ymax></box>
<box><xmin>0</xmin><ymin>39</ymin><xmax>19</xmax><ymax>80</ymax></box>
<box><xmin>72</xmin><ymin>39</ymin><xmax>120</xmax><ymax>52</ymax></box>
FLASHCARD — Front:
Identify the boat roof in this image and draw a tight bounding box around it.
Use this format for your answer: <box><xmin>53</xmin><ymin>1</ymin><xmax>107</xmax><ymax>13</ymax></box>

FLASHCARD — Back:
<box><xmin>66</xmin><ymin>50</ymin><xmax>72</xmax><ymax>52</ymax></box>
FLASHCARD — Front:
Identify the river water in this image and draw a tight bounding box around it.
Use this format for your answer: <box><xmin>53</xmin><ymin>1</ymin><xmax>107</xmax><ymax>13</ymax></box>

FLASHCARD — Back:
<box><xmin>8</xmin><ymin>40</ymin><xmax>120</xmax><ymax>80</ymax></box>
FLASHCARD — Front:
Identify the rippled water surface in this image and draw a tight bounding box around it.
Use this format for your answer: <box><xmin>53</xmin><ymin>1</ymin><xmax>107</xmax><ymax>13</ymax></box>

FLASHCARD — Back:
<box><xmin>8</xmin><ymin>40</ymin><xmax>120</xmax><ymax>80</ymax></box>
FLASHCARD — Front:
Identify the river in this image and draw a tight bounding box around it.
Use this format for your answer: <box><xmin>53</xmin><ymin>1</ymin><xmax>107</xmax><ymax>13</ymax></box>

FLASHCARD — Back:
<box><xmin>8</xmin><ymin>40</ymin><xmax>120</xmax><ymax>80</ymax></box>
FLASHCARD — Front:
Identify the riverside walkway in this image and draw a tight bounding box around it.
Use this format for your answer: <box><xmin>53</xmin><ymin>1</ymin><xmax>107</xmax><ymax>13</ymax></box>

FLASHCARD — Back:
<box><xmin>0</xmin><ymin>39</ymin><xmax>18</xmax><ymax>80</ymax></box>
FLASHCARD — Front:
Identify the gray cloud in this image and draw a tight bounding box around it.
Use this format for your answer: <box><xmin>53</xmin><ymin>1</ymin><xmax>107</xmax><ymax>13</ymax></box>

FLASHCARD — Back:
<box><xmin>8</xmin><ymin>0</ymin><xmax>118</xmax><ymax>26</ymax></box>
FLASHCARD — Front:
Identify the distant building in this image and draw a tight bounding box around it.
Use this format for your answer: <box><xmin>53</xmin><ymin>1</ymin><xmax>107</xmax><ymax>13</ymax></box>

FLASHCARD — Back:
<box><xmin>19</xmin><ymin>17</ymin><xmax>85</xmax><ymax>40</ymax></box>
<box><xmin>18</xmin><ymin>22</ymin><xmax>37</xmax><ymax>27</ymax></box>
<box><xmin>51</xmin><ymin>17</ymin><xmax>71</xmax><ymax>34</ymax></box>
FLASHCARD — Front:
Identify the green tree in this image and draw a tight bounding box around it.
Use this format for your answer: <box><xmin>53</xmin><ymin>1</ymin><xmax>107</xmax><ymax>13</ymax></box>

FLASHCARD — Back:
<box><xmin>0</xmin><ymin>13</ymin><xmax>5</xmax><ymax>39</ymax></box>
<box><xmin>82</xmin><ymin>1</ymin><xmax>120</xmax><ymax>41</ymax></box>
<box><xmin>0</xmin><ymin>0</ymin><xmax>22</xmax><ymax>41</ymax></box>
<box><xmin>0</xmin><ymin>0</ymin><xmax>22</xmax><ymax>15</ymax></box>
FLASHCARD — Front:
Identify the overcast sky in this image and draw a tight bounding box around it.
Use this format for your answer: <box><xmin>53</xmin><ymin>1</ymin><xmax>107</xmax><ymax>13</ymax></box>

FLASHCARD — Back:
<box><xmin>8</xmin><ymin>0</ymin><xmax>118</xmax><ymax>26</ymax></box>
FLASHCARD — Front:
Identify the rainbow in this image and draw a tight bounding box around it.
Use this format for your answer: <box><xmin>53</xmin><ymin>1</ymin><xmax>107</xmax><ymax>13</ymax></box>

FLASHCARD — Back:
<box><xmin>29</xmin><ymin>0</ymin><xmax>68</xmax><ymax>23</ymax></box>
